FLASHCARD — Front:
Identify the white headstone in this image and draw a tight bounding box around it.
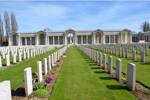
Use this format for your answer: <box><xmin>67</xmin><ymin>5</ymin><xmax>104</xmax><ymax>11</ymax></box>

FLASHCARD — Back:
<box><xmin>6</xmin><ymin>54</ymin><xmax>10</xmax><ymax>66</ymax></box>
<box><xmin>0</xmin><ymin>56</ymin><xmax>2</xmax><ymax>67</ymax></box>
<box><xmin>13</xmin><ymin>53</ymin><xmax>17</xmax><ymax>64</ymax></box>
<box><xmin>99</xmin><ymin>52</ymin><xmax>102</xmax><ymax>68</ymax></box>
<box><xmin>141</xmin><ymin>50</ymin><xmax>145</xmax><ymax>63</ymax></box>
<box><xmin>116</xmin><ymin>59</ymin><xmax>122</xmax><ymax>82</ymax></box>
<box><xmin>24</xmin><ymin>67</ymin><xmax>33</xmax><ymax>96</ymax></box>
<box><xmin>0</xmin><ymin>80</ymin><xmax>11</xmax><ymax>100</ymax></box>
<box><xmin>43</xmin><ymin>58</ymin><xmax>48</xmax><ymax>75</ymax></box>
<box><xmin>23</xmin><ymin>51</ymin><xmax>26</xmax><ymax>60</ymax></box>
<box><xmin>27</xmin><ymin>50</ymin><xmax>30</xmax><ymax>59</ymax></box>
<box><xmin>108</xmin><ymin>56</ymin><xmax>113</xmax><ymax>74</ymax></box>
<box><xmin>37</xmin><ymin>61</ymin><xmax>43</xmax><ymax>82</ymax></box>
<box><xmin>103</xmin><ymin>54</ymin><xmax>106</xmax><ymax>69</ymax></box>
<box><xmin>127</xmin><ymin>63</ymin><xmax>136</xmax><ymax>91</ymax></box>
<box><xmin>48</xmin><ymin>56</ymin><xmax>51</xmax><ymax>71</ymax></box>
<box><xmin>19</xmin><ymin>52</ymin><xmax>22</xmax><ymax>62</ymax></box>
<box><xmin>51</xmin><ymin>54</ymin><xmax>54</xmax><ymax>67</ymax></box>
<box><xmin>132</xmin><ymin>50</ymin><xmax>136</xmax><ymax>61</ymax></box>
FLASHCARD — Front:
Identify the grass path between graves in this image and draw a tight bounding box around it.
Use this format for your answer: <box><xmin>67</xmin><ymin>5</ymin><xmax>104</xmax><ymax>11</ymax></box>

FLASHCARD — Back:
<box><xmin>49</xmin><ymin>46</ymin><xmax>136</xmax><ymax>100</ymax></box>
<box><xmin>0</xmin><ymin>47</ymin><xmax>60</xmax><ymax>91</ymax></box>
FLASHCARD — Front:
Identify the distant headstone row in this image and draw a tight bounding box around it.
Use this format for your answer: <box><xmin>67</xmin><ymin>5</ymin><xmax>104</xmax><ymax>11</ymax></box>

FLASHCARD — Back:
<box><xmin>0</xmin><ymin>45</ymin><xmax>61</xmax><ymax>67</ymax></box>
<box><xmin>87</xmin><ymin>43</ymin><xmax>150</xmax><ymax>63</ymax></box>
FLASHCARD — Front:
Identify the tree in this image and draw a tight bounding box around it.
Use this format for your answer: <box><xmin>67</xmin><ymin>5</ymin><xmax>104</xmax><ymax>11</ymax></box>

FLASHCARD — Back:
<box><xmin>4</xmin><ymin>11</ymin><xmax>11</xmax><ymax>41</ymax></box>
<box><xmin>141</xmin><ymin>21</ymin><xmax>150</xmax><ymax>32</ymax></box>
<box><xmin>11</xmin><ymin>12</ymin><xmax>18</xmax><ymax>34</ymax></box>
<box><xmin>0</xmin><ymin>14</ymin><xmax>4</xmax><ymax>44</ymax></box>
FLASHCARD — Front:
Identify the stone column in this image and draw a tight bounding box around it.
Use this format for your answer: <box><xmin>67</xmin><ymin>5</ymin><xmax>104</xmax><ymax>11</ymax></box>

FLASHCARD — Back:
<box><xmin>25</xmin><ymin>37</ymin><xmax>27</xmax><ymax>45</ymax></box>
<box><xmin>18</xmin><ymin>36</ymin><xmax>21</xmax><ymax>46</ymax></box>
<box><xmin>20</xmin><ymin>37</ymin><xmax>22</xmax><ymax>46</ymax></box>
<box><xmin>53</xmin><ymin>36</ymin><xmax>55</xmax><ymax>45</ymax></box>
<box><xmin>8</xmin><ymin>35</ymin><xmax>12</xmax><ymax>46</ymax></box>
<box><xmin>109</xmin><ymin>35</ymin><xmax>111</xmax><ymax>44</ymax></box>
<box><xmin>36</xmin><ymin>35</ymin><xmax>39</xmax><ymax>45</ymax></box>
<box><xmin>47</xmin><ymin>36</ymin><xmax>49</xmax><ymax>45</ymax></box>
<box><xmin>57</xmin><ymin>36</ymin><xmax>59</xmax><ymax>45</ymax></box>
<box><xmin>120</xmin><ymin>34</ymin><xmax>123</xmax><ymax>44</ymax></box>
<box><xmin>64</xmin><ymin>35</ymin><xmax>67</xmax><ymax>45</ymax></box>
<box><xmin>93</xmin><ymin>33</ymin><xmax>96</xmax><ymax>44</ymax></box>
<box><xmin>81</xmin><ymin>35</ymin><xmax>83</xmax><ymax>44</ymax></box>
<box><xmin>113</xmin><ymin>35</ymin><xmax>115</xmax><ymax>43</ymax></box>
<box><xmin>30</xmin><ymin>37</ymin><xmax>32</xmax><ymax>45</ymax></box>
<box><xmin>103</xmin><ymin>35</ymin><xmax>105</xmax><ymax>44</ymax></box>
<box><xmin>45</xmin><ymin>34</ymin><xmax>48</xmax><ymax>45</ymax></box>
<box><xmin>74</xmin><ymin>35</ymin><xmax>77</xmax><ymax>45</ymax></box>
<box><xmin>86</xmin><ymin>35</ymin><xmax>88</xmax><ymax>44</ymax></box>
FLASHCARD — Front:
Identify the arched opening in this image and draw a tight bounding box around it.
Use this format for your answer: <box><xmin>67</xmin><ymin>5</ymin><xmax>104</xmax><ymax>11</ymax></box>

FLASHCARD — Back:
<box><xmin>39</xmin><ymin>33</ymin><xmax>45</xmax><ymax>45</ymax></box>
<box><xmin>95</xmin><ymin>30</ymin><xmax>103</xmax><ymax>44</ymax></box>
<box><xmin>66</xmin><ymin>29</ymin><xmax>75</xmax><ymax>44</ymax></box>
<box><xmin>12</xmin><ymin>34</ymin><xmax>17</xmax><ymax>45</ymax></box>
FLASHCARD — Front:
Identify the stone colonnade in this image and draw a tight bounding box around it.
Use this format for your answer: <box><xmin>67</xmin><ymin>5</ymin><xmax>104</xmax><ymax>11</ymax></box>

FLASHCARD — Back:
<box><xmin>9</xmin><ymin>29</ymin><xmax>132</xmax><ymax>46</ymax></box>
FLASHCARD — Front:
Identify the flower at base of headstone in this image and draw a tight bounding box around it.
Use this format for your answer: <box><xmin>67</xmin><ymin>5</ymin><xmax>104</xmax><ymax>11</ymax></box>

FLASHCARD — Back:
<box><xmin>121</xmin><ymin>75</ymin><xmax>127</xmax><ymax>81</ymax></box>
<box><xmin>45</xmin><ymin>76</ymin><xmax>52</xmax><ymax>84</ymax></box>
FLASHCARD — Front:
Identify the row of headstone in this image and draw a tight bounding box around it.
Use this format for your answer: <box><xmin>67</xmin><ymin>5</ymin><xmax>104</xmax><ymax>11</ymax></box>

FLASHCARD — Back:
<box><xmin>0</xmin><ymin>45</ymin><xmax>61</xmax><ymax>67</ymax></box>
<box><xmin>24</xmin><ymin>46</ymin><xmax>67</xmax><ymax>96</ymax></box>
<box><xmin>88</xmin><ymin>43</ymin><xmax>149</xmax><ymax>63</ymax></box>
<box><xmin>79</xmin><ymin>46</ymin><xmax>136</xmax><ymax>91</ymax></box>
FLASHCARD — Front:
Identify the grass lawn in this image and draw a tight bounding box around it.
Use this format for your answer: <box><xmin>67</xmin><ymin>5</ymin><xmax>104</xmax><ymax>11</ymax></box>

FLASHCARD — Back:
<box><xmin>92</xmin><ymin>47</ymin><xmax>150</xmax><ymax>87</ymax></box>
<box><xmin>0</xmin><ymin>47</ymin><xmax>59</xmax><ymax>91</ymax></box>
<box><xmin>49</xmin><ymin>46</ymin><xmax>136</xmax><ymax>100</ymax></box>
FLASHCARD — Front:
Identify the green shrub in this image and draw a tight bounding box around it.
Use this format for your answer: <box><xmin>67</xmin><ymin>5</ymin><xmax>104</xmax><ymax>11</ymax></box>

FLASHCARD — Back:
<box><xmin>35</xmin><ymin>83</ymin><xmax>47</xmax><ymax>90</ymax></box>
<box><xmin>32</xmin><ymin>72</ymin><xmax>38</xmax><ymax>78</ymax></box>
<box><xmin>31</xmin><ymin>89</ymin><xmax>49</xmax><ymax>98</ymax></box>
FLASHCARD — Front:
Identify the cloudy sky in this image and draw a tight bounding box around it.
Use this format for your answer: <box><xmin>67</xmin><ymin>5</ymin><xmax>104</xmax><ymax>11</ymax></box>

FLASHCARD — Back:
<box><xmin>0</xmin><ymin>1</ymin><xmax>150</xmax><ymax>32</ymax></box>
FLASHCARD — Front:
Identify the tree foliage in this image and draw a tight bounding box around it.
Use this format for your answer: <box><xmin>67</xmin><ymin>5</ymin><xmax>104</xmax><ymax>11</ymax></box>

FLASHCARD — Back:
<box><xmin>4</xmin><ymin>11</ymin><xmax>11</xmax><ymax>40</ymax></box>
<box><xmin>141</xmin><ymin>21</ymin><xmax>150</xmax><ymax>32</ymax></box>
<box><xmin>11</xmin><ymin>12</ymin><xmax>18</xmax><ymax>34</ymax></box>
<box><xmin>0</xmin><ymin>14</ymin><xmax>4</xmax><ymax>43</ymax></box>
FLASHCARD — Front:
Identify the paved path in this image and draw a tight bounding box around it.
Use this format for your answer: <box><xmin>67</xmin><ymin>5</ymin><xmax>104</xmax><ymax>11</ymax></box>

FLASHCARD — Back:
<box><xmin>49</xmin><ymin>47</ymin><xmax>136</xmax><ymax>100</ymax></box>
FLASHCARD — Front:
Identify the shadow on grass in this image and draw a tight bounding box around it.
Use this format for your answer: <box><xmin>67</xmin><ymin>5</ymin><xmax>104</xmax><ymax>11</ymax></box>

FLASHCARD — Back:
<box><xmin>89</xmin><ymin>63</ymin><xmax>97</xmax><ymax>66</ymax></box>
<box><xmin>11</xmin><ymin>87</ymin><xmax>25</xmax><ymax>97</ymax></box>
<box><xmin>141</xmin><ymin>62</ymin><xmax>150</xmax><ymax>65</ymax></box>
<box><xmin>106</xmin><ymin>85</ymin><xmax>125</xmax><ymax>90</ymax></box>
<box><xmin>94</xmin><ymin>70</ymin><xmax>107</xmax><ymax>74</ymax></box>
<box><xmin>91</xmin><ymin>67</ymin><xmax>100</xmax><ymax>69</ymax></box>
<box><xmin>99</xmin><ymin>76</ymin><xmax>115</xmax><ymax>80</ymax></box>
